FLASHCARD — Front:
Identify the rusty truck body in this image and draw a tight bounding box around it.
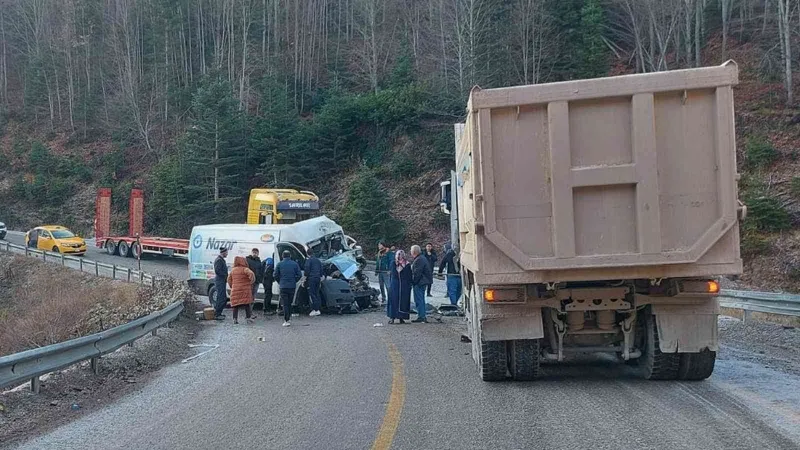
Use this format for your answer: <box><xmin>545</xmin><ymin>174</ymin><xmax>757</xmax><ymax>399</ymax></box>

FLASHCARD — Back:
<box><xmin>453</xmin><ymin>61</ymin><xmax>744</xmax><ymax>381</ymax></box>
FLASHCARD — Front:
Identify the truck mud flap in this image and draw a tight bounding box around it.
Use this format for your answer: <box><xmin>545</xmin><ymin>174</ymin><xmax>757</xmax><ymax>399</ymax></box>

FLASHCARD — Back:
<box><xmin>481</xmin><ymin>311</ymin><xmax>544</xmax><ymax>342</ymax></box>
<box><xmin>652</xmin><ymin>302</ymin><xmax>719</xmax><ymax>353</ymax></box>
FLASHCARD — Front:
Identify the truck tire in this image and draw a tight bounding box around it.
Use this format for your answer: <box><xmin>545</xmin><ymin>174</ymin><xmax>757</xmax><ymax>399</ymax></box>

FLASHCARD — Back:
<box><xmin>105</xmin><ymin>240</ymin><xmax>118</xmax><ymax>255</ymax></box>
<box><xmin>480</xmin><ymin>340</ymin><xmax>508</xmax><ymax>382</ymax></box>
<box><xmin>510</xmin><ymin>339</ymin><xmax>540</xmax><ymax>381</ymax></box>
<box><xmin>118</xmin><ymin>241</ymin><xmax>130</xmax><ymax>258</ymax></box>
<box><xmin>641</xmin><ymin>311</ymin><xmax>680</xmax><ymax>380</ymax></box>
<box><xmin>678</xmin><ymin>350</ymin><xmax>716</xmax><ymax>381</ymax></box>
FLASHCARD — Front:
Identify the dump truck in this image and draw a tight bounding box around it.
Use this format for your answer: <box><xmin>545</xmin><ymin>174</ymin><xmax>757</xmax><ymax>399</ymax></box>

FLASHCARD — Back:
<box><xmin>448</xmin><ymin>61</ymin><xmax>745</xmax><ymax>381</ymax></box>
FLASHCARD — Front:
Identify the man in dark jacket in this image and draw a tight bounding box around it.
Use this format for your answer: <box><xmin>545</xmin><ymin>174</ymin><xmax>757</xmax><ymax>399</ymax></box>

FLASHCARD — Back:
<box><xmin>375</xmin><ymin>242</ymin><xmax>394</xmax><ymax>304</ymax></box>
<box><xmin>213</xmin><ymin>247</ymin><xmax>229</xmax><ymax>320</ymax></box>
<box><xmin>410</xmin><ymin>245</ymin><xmax>432</xmax><ymax>323</ymax></box>
<box><xmin>274</xmin><ymin>250</ymin><xmax>301</xmax><ymax>327</ymax></box>
<box><xmin>423</xmin><ymin>243</ymin><xmax>437</xmax><ymax>297</ymax></box>
<box><xmin>438</xmin><ymin>243</ymin><xmax>462</xmax><ymax>306</ymax></box>
<box><xmin>262</xmin><ymin>257</ymin><xmax>276</xmax><ymax>314</ymax></box>
<box><xmin>246</xmin><ymin>248</ymin><xmax>264</xmax><ymax>302</ymax></box>
<box><xmin>304</xmin><ymin>249</ymin><xmax>324</xmax><ymax>317</ymax></box>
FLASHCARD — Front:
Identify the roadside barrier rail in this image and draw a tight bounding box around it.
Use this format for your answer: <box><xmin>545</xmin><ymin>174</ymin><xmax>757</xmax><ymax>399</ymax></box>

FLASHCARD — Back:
<box><xmin>0</xmin><ymin>301</ymin><xmax>183</xmax><ymax>393</ymax></box>
<box><xmin>718</xmin><ymin>289</ymin><xmax>800</xmax><ymax>319</ymax></box>
<box><xmin>0</xmin><ymin>241</ymin><xmax>154</xmax><ymax>286</ymax></box>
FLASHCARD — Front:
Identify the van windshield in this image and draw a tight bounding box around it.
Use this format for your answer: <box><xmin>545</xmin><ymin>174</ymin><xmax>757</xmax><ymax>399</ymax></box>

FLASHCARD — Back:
<box><xmin>307</xmin><ymin>232</ymin><xmax>346</xmax><ymax>260</ymax></box>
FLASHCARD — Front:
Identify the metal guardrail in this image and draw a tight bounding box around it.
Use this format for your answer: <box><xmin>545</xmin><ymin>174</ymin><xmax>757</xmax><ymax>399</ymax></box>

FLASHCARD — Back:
<box><xmin>0</xmin><ymin>241</ymin><xmax>154</xmax><ymax>286</ymax></box>
<box><xmin>718</xmin><ymin>289</ymin><xmax>800</xmax><ymax>319</ymax></box>
<box><xmin>0</xmin><ymin>301</ymin><xmax>184</xmax><ymax>393</ymax></box>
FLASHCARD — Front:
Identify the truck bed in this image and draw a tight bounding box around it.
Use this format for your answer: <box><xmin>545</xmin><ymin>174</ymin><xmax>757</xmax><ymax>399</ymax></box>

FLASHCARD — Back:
<box><xmin>457</xmin><ymin>62</ymin><xmax>743</xmax><ymax>284</ymax></box>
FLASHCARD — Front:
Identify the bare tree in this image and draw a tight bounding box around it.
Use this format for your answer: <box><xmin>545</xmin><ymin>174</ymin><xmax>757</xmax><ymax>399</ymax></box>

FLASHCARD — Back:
<box><xmin>777</xmin><ymin>0</ymin><xmax>792</xmax><ymax>104</ymax></box>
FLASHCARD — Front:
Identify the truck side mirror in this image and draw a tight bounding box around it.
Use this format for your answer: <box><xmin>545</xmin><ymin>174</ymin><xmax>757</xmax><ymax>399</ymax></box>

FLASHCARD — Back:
<box><xmin>440</xmin><ymin>180</ymin><xmax>452</xmax><ymax>215</ymax></box>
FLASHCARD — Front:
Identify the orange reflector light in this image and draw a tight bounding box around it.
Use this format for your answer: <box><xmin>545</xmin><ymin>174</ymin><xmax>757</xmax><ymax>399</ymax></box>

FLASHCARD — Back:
<box><xmin>484</xmin><ymin>289</ymin><xmax>496</xmax><ymax>302</ymax></box>
<box><xmin>707</xmin><ymin>281</ymin><xmax>720</xmax><ymax>294</ymax></box>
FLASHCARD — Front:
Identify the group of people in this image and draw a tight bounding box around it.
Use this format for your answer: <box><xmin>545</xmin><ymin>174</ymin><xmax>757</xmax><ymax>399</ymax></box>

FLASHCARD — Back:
<box><xmin>211</xmin><ymin>246</ymin><xmax>326</xmax><ymax>327</ymax></box>
<box><xmin>377</xmin><ymin>241</ymin><xmax>461</xmax><ymax>325</ymax></box>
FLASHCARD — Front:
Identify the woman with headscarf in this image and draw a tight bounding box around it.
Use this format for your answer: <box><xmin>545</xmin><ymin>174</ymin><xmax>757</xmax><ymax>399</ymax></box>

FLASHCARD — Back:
<box><xmin>227</xmin><ymin>256</ymin><xmax>257</xmax><ymax>324</ymax></box>
<box><xmin>387</xmin><ymin>249</ymin><xmax>412</xmax><ymax>324</ymax></box>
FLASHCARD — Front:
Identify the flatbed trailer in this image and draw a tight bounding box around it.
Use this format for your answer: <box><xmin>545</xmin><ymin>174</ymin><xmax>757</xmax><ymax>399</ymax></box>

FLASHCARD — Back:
<box><xmin>95</xmin><ymin>188</ymin><xmax>189</xmax><ymax>259</ymax></box>
<box><xmin>96</xmin><ymin>235</ymin><xmax>189</xmax><ymax>259</ymax></box>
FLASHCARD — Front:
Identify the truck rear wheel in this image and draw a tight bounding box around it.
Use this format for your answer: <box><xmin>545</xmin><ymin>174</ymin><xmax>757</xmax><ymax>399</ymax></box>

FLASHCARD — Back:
<box><xmin>678</xmin><ymin>350</ymin><xmax>716</xmax><ymax>381</ymax></box>
<box><xmin>105</xmin><ymin>240</ymin><xmax>118</xmax><ymax>255</ymax></box>
<box><xmin>480</xmin><ymin>340</ymin><xmax>508</xmax><ymax>382</ymax></box>
<box><xmin>641</xmin><ymin>310</ymin><xmax>680</xmax><ymax>380</ymax></box>
<box><xmin>510</xmin><ymin>339</ymin><xmax>540</xmax><ymax>381</ymax></box>
<box><xmin>118</xmin><ymin>241</ymin><xmax>131</xmax><ymax>258</ymax></box>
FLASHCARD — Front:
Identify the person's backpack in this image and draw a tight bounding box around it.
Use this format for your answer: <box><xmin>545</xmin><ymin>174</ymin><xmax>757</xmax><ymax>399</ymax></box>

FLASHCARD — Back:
<box><xmin>452</xmin><ymin>249</ymin><xmax>460</xmax><ymax>272</ymax></box>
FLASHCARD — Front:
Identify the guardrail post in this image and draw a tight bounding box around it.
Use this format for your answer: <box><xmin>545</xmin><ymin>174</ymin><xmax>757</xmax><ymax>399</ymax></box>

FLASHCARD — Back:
<box><xmin>79</xmin><ymin>258</ymin><xmax>83</xmax><ymax>272</ymax></box>
<box><xmin>95</xmin><ymin>262</ymin><xmax>99</xmax><ymax>276</ymax></box>
<box><xmin>112</xmin><ymin>265</ymin><xmax>117</xmax><ymax>280</ymax></box>
<box><xmin>743</xmin><ymin>310</ymin><xmax>752</xmax><ymax>324</ymax></box>
<box><xmin>25</xmin><ymin>246</ymin><xmax>29</xmax><ymax>257</ymax></box>
<box><xmin>151</xmin><ymin>329</ymin><xmax>157</xmax><ymax>337</ymax></box>
<box><xmin>91</xmin><ymin>357</ymin><xmax>100</xmax><ymax>375</ymax></box>
<box><xmin>42</xmin><ymin>251</ymin><xmax>46</xmax><ymax>262</ymax></box>
<box><xmin>127</xmin><ymin>268</ymin><xmax>131</xmax><ymax>282</ymax></box>
<box><xmin>60</xmin><ymin>253</ymin><xmax>65</xmax><ymax>265</ymax></box>
<box><xmin>31</xmin><ymin>376</ymin><xmax>41</xmax><ymax>394</ymax></box>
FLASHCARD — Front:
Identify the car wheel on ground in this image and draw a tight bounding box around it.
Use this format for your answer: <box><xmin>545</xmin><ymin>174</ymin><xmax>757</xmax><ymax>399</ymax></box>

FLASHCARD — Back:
<box><xmin>52</xmin><ymin>246</ymin><xmax>60</xmax><ymax>253</ymax></box>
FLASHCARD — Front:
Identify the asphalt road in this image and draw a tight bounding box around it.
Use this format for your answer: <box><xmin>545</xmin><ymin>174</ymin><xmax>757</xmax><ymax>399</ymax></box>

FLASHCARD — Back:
<box><xmin>7</xmin><ymin>309</ymin><xmax>800</xmax><ymax>450</ymax></box>
<box><xmin>3</xmin><ymin>231</ymin><xmax>800</xmax><ymax>449</ymax></box>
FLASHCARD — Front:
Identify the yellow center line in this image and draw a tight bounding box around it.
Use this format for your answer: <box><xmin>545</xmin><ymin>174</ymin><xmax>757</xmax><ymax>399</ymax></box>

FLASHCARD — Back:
<box><xmin>372</xmin><ymin>342</ymin><xmax>406</xmax><ymax>450</ymax></box>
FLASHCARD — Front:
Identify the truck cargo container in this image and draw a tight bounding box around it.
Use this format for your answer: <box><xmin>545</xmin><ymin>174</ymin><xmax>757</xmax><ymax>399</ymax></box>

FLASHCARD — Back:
<box><xmin>449</xmin><ymin>61</ymin><xmax>745</xmax><ymax>381</ymax></box>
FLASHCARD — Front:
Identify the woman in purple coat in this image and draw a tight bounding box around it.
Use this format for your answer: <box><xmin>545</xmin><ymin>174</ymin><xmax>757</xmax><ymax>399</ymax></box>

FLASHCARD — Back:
<box><xmin>387</xmin><ymin>250</ymin><xmax>412</xmax><ymax>324</ymax></box>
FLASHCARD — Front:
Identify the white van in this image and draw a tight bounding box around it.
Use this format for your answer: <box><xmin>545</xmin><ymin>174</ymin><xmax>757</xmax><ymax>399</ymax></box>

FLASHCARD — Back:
<box><xmin>187</xmin><ymin>216</ymin><xmax>361</xmax><ymax>310</ymax></box>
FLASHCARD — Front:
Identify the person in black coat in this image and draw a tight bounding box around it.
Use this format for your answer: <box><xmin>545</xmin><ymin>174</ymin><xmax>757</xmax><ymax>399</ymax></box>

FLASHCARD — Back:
<box><xmin>423</xmin><ymin>243</ymin><xmax>437</xmax><ymax>297</ymax></box>
<box><xmin>262</xmin><ymin>257</ymin><xmax>275</xmax><ymax>313</ymax></box>
<box><xmin>245</xmin><ymin>248</ymin><xmax>265</xmax><ymax>302</ymax></box>
<box><xmin>387</xmin><ymin>250</ymin><xmax>412</xmax><ymax>324</ymax></box>
<box><xmin>304</xmin><ymin>249</ymin><xmax>324</xmax><ymax>316</ymax></box>
<box><xmin>212</xmin><ymin>248</ymin><xmax>229</xmax><ymax>320</ymax></box>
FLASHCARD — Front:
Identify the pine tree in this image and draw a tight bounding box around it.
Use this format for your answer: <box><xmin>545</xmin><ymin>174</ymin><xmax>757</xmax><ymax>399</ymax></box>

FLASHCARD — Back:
<box><xmin>577</xmin><ymin>0</ymin><xmax>608</xmax><ymax>79</ymax></box>
<box><xmin>340</xmin><ymin>169</ymin><xmax>405</xmax><ymax>247</ymax></box>
<box><xmin>182</xmin><ymin>77</ymin><xmax>249</xmax><ymax>223</ymax></box>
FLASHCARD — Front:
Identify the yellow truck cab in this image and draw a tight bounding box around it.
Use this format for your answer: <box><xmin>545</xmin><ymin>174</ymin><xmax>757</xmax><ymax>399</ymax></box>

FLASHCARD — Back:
<box><xmin>246</xmin><ymin>189</ymin><xmax>320</xmax><ymax>225</ymax></box>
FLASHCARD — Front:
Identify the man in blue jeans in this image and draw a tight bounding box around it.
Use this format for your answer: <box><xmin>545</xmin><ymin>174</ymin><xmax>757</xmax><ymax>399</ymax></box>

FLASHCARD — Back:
<box><xmin>410</xmin><ymin>245</ymin><xmax>432</xmax><ymax>323</ymax></box>
<box><xmin>438</xmin><ymin>243</ymin><xmax>462</xmax><ymax>306</ymax></box>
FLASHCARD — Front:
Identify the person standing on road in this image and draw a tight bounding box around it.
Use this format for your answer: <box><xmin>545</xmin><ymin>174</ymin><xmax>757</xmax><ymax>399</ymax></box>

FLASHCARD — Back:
<box><xmin>410</xmin><ymin>245</ymin><xmax>432</xmax><ymax>323</ymax></box>
<box><xmin>375</xmin><ymin>242</ymin><xmax>395</xmax><ymax>304</ymax></box>
<box><xmin>262</xmin><ymin>257</ymin><xmax>276</xmax><ymax>315</ymax></box>
<box><xmin>213</xmin><ymin>247</ymin><xmax>229</xmax><ymax>320</ymax></box>
<box><xmin>387</xmin><ymin>250</ymin><xmax>411</xmax><ymax>324</ymax></box>
<box><xmin>274</xmin><ymin>250</ymin><xmax>301</xmax><ymax>327</ymax></box>
<box><xmin>423</xmin><ymin>243</ymin><xmax>437</xmax><ymax>297</ymax></box>
<box><xmin>246</xmin><ymin>248</ymin><xmax>264</xmax><ymax>303</ymax></box>
<box><xmin>304</xmin><ymin>249</ymin><xmax>324</xmax><ymax>317</ymax></box>
<box><xmin>227</xmin><ymin>256</ymin><xmax>257</xmax><ymax>324</ymax></box>
<box><xmin>438</xmin><ymin>243</ymin><xmax>462</xmax><ymax>306</ymax></box>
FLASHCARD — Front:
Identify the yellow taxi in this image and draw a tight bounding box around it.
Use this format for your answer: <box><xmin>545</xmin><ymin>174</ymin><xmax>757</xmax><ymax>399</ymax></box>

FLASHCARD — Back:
<box><xmin>25</xmin><ymin>225</ymin><xmax>88</xmax><ymax>256</ymax></box>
